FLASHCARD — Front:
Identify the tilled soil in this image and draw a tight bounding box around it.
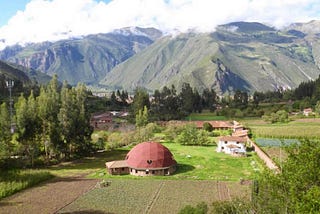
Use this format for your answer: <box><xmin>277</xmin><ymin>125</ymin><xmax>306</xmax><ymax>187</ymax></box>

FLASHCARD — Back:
<box><xmin>0</xmin><ymin>175</ymin><xmax>98</xmax><ymax>214</ymax></box>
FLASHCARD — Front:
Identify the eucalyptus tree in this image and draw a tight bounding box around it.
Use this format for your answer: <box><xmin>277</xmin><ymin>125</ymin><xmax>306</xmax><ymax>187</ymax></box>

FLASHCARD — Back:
<box><xmin>0</xmin><ymin>103</ymin><xmax>12</xmax><ymax>158</ymax></box>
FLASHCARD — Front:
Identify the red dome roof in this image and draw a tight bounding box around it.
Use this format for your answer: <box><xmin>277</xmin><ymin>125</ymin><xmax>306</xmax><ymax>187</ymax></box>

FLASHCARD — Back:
<box><xmin>126</xmin><ymin>142</ymin><xmax>177</xmax><ymax>169</ymax></box>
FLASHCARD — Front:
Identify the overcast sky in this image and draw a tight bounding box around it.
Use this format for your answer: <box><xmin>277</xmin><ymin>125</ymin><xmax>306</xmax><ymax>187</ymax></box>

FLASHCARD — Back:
<box><xmin>0</xmin><ymin>0</ymin><xmax>320</xmax><ymax>50</ymax></box>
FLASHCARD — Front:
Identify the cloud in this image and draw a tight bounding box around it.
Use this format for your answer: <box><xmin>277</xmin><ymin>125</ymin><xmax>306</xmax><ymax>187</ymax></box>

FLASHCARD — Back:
<box><xmin>1</xmin><ymin>0</ymin><xmax>320</xmax><ymax>50</ymax></box>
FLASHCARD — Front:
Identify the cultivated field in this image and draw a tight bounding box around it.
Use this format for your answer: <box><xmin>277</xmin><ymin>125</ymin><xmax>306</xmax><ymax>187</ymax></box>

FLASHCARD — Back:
<box><xmin>243</xmin><ymin>118</ymin><xmax>320</xmax><ymax>138</ymax></box>
<box><xmin>58</xmin><ymin>179</ymin><xmax>251</xmax><ymax>214</ymax></box>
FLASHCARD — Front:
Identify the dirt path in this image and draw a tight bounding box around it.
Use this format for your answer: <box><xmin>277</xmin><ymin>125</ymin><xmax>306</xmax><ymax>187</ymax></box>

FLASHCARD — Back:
<box><xmin>217</xmin><ymin>181</ymin><xmax>231</xmax><ymax>201</ymax></box>
<box><xmin>0</xmin><ymin>175</ymin><xmax>98</xmax><ymax>214</ymax></box>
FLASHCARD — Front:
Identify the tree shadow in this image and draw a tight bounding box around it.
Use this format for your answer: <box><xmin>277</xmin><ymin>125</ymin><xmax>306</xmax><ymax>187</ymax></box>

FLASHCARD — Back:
<box><xmin>175</xmin><ymin>163</ymin><xmax>195</xmax><ymax>174</ymax></box>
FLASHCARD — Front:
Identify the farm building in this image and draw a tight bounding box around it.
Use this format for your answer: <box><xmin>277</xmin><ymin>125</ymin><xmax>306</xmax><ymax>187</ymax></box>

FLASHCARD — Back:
<box><xmin>217</xmin><ymin>136</ymin><xmax>247</xmax><ymax>156</ymax></box>
<box><xmin>90</xmin><ymin>112</ymin><xmax>113</xmax><ymax>129</ymax></box>
<box><xmin>105</xmin><ymin>142</ymin><xmax>177</xmax><ymax>176</ymax></box>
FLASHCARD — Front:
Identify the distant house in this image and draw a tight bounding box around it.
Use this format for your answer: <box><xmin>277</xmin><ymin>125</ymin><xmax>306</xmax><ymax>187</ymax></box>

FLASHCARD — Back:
<box><xmin>303</xmin><ymin>108</ymin><xmax>313</xmax><ymax>117</ymax></box>
<box><xmin>192</xmin><ymin>121</ymin><xmax>233</xmax><ymax>130</ymax></box>
<box><xmin>217</xmin><ymin>136</ymin><xmax>247</xmax><ymax>156</ymax></box>
<box><xmin>90</xmin><ymin>112</ymin><xmax>113</xmax><ymax>128</ymax></box>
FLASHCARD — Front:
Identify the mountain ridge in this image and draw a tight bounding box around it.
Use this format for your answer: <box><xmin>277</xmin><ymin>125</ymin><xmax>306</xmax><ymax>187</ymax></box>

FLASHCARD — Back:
<box><xmin>1</xmin><ymin>23</ymin><xmax>320</xmax><ymax>94</ymax></box>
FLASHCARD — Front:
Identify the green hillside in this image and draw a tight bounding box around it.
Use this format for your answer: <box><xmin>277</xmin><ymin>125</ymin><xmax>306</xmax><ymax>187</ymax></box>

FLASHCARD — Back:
<box><xmin>100</xmin><ymin>22</ymin><xmax>320</xmax><ymax>94</ymax></box>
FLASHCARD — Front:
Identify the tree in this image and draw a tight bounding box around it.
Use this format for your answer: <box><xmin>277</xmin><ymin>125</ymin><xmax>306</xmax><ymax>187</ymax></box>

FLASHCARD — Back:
<box><xmin>132</xmin><ymin>87</ymin><xmax>150</xmax><ymax>117</ymax></box>
<box><xmin>0</xmin><ymin>103</ymin><xmax>13</xmax><ymax>158</ymax></box>
<box><xmin>15</xmin><ymin>91</ymin><xmax>40</xmax><ymax>166</ymax></box>
<box><xmin>254</xmin><ymin>140</ymin><xmax>320</xmax><ymax>213</ymax></box>
<box><xmin>233</xmin><ymin>90</ymin><xmax>248</xmax><ymax>110</ymax></box>
<box><xmin>202</xmin><ymin>88</ymin><xmax>217</xmax><ymax>111</ymax></box>
<box><xmin>179</xmin><ymin>83</ymin><xmax>194</xmax><ymax>116</ymax></box>
<box><xmin>58</xmin><ymin>81</ymin><xmax>76</xmax><ymax>158</ymax></box>
<box><xmin>136</xmin><ymin>106</ymin><xmax>148</xmax><ymax>128</ymax></box>
<box><xmin>203</xmin><ymin>122</ymin><xmax>213</xmax><ymax>132</ymax></box>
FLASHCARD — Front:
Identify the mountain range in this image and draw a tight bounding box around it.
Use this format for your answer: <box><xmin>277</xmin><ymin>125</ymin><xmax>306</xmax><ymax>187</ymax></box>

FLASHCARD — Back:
<box><xmin>1</xmin><ymin>21</ymin><xmax>320</xmax><ymax>94</ymax></box>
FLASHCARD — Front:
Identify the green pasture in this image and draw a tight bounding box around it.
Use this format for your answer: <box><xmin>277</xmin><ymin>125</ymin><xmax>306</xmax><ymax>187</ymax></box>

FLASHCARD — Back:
<box><xmin>90</xmin><ymin>142</ymin><xmax>262</xmax><ymax>181</ymax></box>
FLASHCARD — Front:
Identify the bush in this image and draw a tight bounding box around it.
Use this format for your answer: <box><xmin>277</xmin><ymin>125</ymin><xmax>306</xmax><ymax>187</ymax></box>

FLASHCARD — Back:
<box><xmin>178</xmin><ymin>202</ymin><xmax>208</xmax><ymax>214</ymax></box>
<box><xmin>203</xmin><ymin>122</ymin><xmax>213</xmax><ymax>132</ymax></box>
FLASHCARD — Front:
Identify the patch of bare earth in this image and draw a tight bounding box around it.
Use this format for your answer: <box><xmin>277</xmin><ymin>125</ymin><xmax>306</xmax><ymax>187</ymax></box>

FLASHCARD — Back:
<box><xmin>0</xmin><ymin>175</ymin><xmax>98</xmax><ymax>214</ymax></box>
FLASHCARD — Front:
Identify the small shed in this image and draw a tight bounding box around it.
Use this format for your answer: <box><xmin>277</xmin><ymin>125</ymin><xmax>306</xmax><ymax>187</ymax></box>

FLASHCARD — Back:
<box><xmin>105</xmin><ymin>160</ymin><xmax>129</xmax><ymax>175</ymax></box>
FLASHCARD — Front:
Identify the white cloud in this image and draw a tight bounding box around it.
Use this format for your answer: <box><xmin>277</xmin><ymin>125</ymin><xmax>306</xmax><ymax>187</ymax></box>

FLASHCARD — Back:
<box><xmin>1</xmin><ymin>0</ymin><xmax>320</xmax><ymax>50</ymax></box>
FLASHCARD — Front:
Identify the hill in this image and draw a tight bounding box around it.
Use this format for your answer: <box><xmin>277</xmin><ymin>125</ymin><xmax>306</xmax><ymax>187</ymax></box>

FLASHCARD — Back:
<box><xmin>101</xmin><ymin>21</ymin><xmax>320</xmax><ymax>94</ymax></box>
<box><xmin>0</xmin><ymin>27</ymin><xmax>162</xmax><ymax>85</ymax></box>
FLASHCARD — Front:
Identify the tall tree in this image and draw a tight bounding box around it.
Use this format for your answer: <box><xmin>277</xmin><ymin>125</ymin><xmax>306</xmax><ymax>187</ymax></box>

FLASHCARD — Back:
<box><xmin>179</xmin><ymin>83</ymin><xmax>194</xmax><ymax>116</ymax></box>
<box><xmin>15</xmin><ymin>91</ymin><xmax>40</xmax><ymax>166</ymax></box>
<box><xmin>0</xmin><ymin>103</ymin><xmax>13</xmax><ymax>158</ymax></box>
<box><xmin>58</xmin><ymin>81</ymin><xmax>76</xmax><ymax>158</ymax></box>
<box><xmin>132</xmin><ymin>87</ymin><xmax>150</xmax><ymax>117</ymax></box>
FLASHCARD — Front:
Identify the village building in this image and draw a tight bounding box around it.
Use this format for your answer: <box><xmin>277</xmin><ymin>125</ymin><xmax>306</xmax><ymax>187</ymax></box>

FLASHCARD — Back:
<box><xmin>90</xmin><ymin>112</ymin><xmax>113</xmax><ymax>129</ymax></box>
<box><xmin>303</xmin><ymin>108</ymin><xmax>313</xmax><ymax>117</ymax></box>
<box><xmin>217</xmin><ymin>136</ymin><xmax>247</xmax><ymax>156</ymax></box>
<box><xmin>192</xmin><ymin>121</ymin><xmax>234</xmax><ymax>130</ymax></box>
<box><xmin>105</xmin><ymin>142</ymin><xmax>177</xmax><ymax>176</ymax></box>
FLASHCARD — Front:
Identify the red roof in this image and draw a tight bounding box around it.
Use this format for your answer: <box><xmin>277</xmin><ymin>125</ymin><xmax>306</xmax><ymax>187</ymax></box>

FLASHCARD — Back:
<box><xmin>126</xmin><ymin>142</ymin><xmax>177</xmax><ymax>169</ymax></box>
<box><xmin>219</xmin><ymin>136</ymin><xmax>247</xmax><ymax>142</ymax></box>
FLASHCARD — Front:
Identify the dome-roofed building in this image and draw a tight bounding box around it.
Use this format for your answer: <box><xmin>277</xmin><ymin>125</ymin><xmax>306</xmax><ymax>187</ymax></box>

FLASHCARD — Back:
<box><xmin>126</xmin><ymin>142</ymin><xmax>177</xmax><ymax>176</ymax></box>
<box><xmin>105</xmin><ymin>142</ymin><xmax>177</xmax><ymax>176</ymax></box>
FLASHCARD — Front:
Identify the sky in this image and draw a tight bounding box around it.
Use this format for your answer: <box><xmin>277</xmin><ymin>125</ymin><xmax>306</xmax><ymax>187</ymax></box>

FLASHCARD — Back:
<box><xmin>0</xmin><ymin>0</ymin><xmax>320</xmax><ymax>50</ymax></box>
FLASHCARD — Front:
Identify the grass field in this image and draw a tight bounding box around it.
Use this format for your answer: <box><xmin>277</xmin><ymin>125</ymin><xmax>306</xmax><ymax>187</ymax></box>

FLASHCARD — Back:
<box><xmin>89</xmin><ymin>143</ymin><xmax>261</xmax><ymax>181</ymax></box>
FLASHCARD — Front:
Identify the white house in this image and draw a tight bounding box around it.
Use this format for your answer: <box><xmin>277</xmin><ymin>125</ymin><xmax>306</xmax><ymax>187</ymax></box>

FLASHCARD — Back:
<box><xmin>217</xmin><ymin>136</ymin><xmax>247</xmax><ymax>156</ymax></box>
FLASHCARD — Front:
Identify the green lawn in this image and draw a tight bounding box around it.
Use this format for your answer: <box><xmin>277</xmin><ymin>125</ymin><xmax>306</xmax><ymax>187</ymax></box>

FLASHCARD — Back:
<box><xmin>89</xmin><ymin>143</ymin><xmax>262</xmax><ymax>181</ymax></box>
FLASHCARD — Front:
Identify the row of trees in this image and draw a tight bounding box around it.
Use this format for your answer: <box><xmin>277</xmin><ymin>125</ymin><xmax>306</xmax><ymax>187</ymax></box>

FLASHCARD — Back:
<box><xmin>0</xmin><ymin>75</ymin><xmax>93</xmax><ymax>168</ymax></box>
<box><xmin>131</xmin><ymin>83</ymin><xmax>220</xmax><ymax>121</ymax></box>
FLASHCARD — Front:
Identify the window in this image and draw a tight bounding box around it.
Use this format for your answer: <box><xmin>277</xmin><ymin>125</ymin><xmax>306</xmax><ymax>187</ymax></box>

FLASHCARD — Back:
<box><xmin>152</xmin><ymin>170</ymin><xmax>155</xmax><ymax>174</ymax></box>
<box><xmin>146</xmin><ymin>169</ymin><xmax>149</xmax><ymax>175</ymax></box>
<box><xmin>221</xmin><ymin>146</ymin><xmax>224</xmax><ymax>150</ymax></box>
<box><xmin>147</xmin><ymin>160</ymin><xmax>153</xmax><ymax>164</ymax></box>
<box><xmin>236</xmin><ymin>142</ymin><xmax>239</xmax><ymax>144</ymax></box>
<box><xmin>224</xmin><ymin>141</ymin><xmax>227</xmax><ymax>144</ymax></box>
<box><xmin>121</xmin><ymin>168</ymin><xmax>124</xmax><ymax>171</ymax></box>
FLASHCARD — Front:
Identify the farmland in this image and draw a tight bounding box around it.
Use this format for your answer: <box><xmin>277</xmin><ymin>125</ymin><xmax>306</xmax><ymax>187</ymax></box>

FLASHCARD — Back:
<box><xmin>243</xmin><ymin>118</ymin><xmax>320</xmax><ymax>139</ymax></box>
<box><xmin>58</xmin><ymin>142</ymin><xmax>259</xmax><ymax>213</ymax></box>
<box><xmin>58</xmin><ymin>179</ymin><xmax>251</xmax><ymax>214</ymax></box>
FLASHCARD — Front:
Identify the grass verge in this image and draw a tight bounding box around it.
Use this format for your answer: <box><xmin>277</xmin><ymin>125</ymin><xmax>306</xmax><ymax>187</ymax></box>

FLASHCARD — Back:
<box><xmin>0</xmin><ymin>169</ymin><xmax>54</xmax><ymax>199</ymax></box>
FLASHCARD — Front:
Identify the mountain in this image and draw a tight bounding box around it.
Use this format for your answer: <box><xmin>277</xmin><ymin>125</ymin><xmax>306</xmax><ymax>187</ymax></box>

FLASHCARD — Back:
<box><xmin>100</xmin><ymin>21</ymin><xmax>320</xmax><ymax>94</ymax></box>
<box><xmin>0</xmin><ymin>27</ymin><xmax>162</xmax><ymax>85</ymax></box>
<box><xmin>2</xmin><ymin>22</ymin><xmax>320</xmax><ymax>94</ymax></box>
